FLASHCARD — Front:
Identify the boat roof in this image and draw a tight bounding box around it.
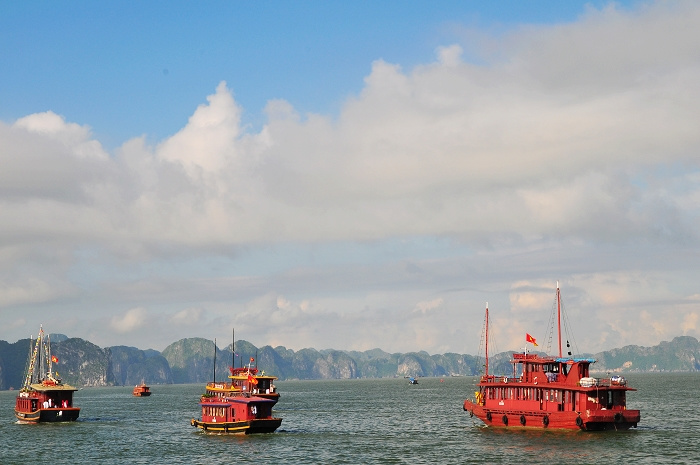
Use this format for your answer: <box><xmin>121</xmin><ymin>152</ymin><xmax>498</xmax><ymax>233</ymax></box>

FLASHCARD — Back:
<box><xmin>200</xmin><ymin>396</ymin><xmax>276</xmax><ymax>407</ymax></box>
<box><xmin>28</xmin><ymin>383</ymin><xmax>78</xmax><ymax>392</ymax></box>
<box><xmin>555</xmin><ymin>357</ymin><xmax>597</xmax><ymax>364</ymax></box>
<box><xmin>511</xmin><ymin>352</ymin><xmax>596</xmax><ymax>364</ymax></box>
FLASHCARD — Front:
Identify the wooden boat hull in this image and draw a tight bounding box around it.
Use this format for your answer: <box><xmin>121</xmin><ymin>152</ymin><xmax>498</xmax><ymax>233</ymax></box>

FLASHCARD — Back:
<box><xmin>15</xmin><ymin>407</ymin><xmax>80</xmax><ymax>424</ymax></box>
<box><xmin>190</xmin><ymin>417</ymin><xmax>282</xmax><ymax>434</ymax></box>
<box><xmin>464</xmin><ymin>400</ymin><xmax>640</xmax><ymax>431</ymax></box>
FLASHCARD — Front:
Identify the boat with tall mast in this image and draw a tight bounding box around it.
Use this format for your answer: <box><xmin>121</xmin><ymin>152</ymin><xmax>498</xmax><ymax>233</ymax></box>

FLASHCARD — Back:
<box><xmin>463</xmin><ymin>282</ymin><xmax>641</xmax><ymax>431</ymax></box>
<box><xmin>191</xmin><ymin>332</ymin><xmax>282</xmax><ymax>434</ymax></box>
<box><xmin>14</xmin><ymin>326</ymin><xmax>80</xmax><ymax>423</ymax></box>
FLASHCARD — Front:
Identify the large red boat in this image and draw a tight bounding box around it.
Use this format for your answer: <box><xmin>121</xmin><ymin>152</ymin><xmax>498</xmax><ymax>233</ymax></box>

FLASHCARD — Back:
<box><xmin>190</xmin><ymin>395</ymin><xmax>282</xmax><ymax>434</ymax></box>
<box><xmin>191</xmin><ymin>332</ymin><xmax>282</xmax><ymax>434</ymax></box>
<box><xmin>14</xmin><ymin>326</ymin><xmax>80</xmax><ymax>423</ymax></box>
<box><xmin>463</xmin><ymin>283</ymin><xmax>641</xmax><ymax>431</ymax></box>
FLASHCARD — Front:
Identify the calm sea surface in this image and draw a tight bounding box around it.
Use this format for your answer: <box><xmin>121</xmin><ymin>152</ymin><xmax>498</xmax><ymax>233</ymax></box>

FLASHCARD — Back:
<box><xmin>1</xmin><ymin>374</ymin><xmax>699</xmax><ymax>464</ymax></box>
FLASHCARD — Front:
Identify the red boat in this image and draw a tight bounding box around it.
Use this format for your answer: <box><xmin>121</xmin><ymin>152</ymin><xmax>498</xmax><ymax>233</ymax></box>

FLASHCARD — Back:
<box><xmin>463</xmin><ymin>283</ymin><xmax>641</xmax><ymax>431</ymax></box>
<box><xmin>192</xmin><ymin>333</ymin><xmax>282</xmax><ymax>434</ymax></box>
<box><xmin>133</xmin><ymin>383</ymin><xmax>151</xmax><ymax>397</ymax></box>
<box><xmin>190</xmin><ymin>395</ymin><xmax>282</xmax><ymax>434</ymax></box>
<box><xmin>14</xmin><ymin>326</ymin><xmax>80</xmax><ymax>423</ymax></box>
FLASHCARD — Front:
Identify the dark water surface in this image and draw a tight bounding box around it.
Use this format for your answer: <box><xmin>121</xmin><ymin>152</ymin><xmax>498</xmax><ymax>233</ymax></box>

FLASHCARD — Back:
<box><xmin>1</xmin><ymin>374</ymin><xmax>698</xmax><ymax>464</ymax></box>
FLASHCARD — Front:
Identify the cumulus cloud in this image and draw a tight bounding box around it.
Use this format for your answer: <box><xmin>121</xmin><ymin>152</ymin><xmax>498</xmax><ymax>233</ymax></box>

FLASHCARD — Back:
<box><xmin>110</xmin><ymin>307</ymin><xmax>147</xmax><ymax>333</ymax></box>
<box><xmin>2</xmin><ymin>2</ymin><xmax>700</xmax><ymax>353</ymax></box>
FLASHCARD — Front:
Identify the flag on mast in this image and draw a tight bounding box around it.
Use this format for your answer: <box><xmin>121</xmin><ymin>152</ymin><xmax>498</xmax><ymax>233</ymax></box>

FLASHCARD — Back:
<box><xmin>526</xmin><ymin>333</ymin><xmax>538</xmax><ymax>346</ymax></box>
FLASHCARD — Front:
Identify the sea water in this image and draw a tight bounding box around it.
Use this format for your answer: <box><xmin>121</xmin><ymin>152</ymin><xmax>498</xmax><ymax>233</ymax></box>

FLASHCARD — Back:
<box><xmin>1</xmin><ymin>374</ymin><xmax>698</xmax><ymax>464</ymax></box>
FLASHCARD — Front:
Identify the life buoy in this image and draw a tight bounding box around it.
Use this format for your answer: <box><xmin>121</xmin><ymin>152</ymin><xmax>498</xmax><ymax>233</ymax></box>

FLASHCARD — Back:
<box><xmin>503</xmin><ymin>377</ymin><xmax>508</xmax><ymax>383</ymax></box>
<box><xmin>542</xmin><ymin>415</ymin><xmax>549</xmax><ymax>427</ymax></box>
<box><xmin>502</xmin><ymin>415</ymin><xmax>509</xmax><ymax>426</ymax></box>
<box><xmin>576</xmin><ymin>416</ymin><xmax>583</xmax><ymax>427</ymax></box>
<box><xmin>520</xmin><ymin>415</ymin><xmax>526</xmax><ymax>426</ymax></box>
<box><xmin>486</xmin><ymin>412</ymin><xmax>492</xmax><ymax>422</ymax></box>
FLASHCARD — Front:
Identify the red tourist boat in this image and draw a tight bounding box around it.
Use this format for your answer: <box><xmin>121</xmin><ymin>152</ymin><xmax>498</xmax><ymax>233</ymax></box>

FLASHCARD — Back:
<box><xmin>14</xmin><ymin>326</ymin><xmax>80</xmax><ymax>423</ymax></box>
<box><xmin>191</xmin><ymin>332</ymin><xmax>282</xmax><ymax>434</ymax></box>
<box><xmin>133</xmin><ymin>383</ymin><xmax>152</xmax><ymax>397</ymax></box>
<box><xmin>463</xmin><ymin>283</ymin><xmax>641</xmax><ymax>431</ymax></box>
<box><xmin>190</xmin><ymin>395</ymin><xmax>282</xmax><ymax>434</ymax></box>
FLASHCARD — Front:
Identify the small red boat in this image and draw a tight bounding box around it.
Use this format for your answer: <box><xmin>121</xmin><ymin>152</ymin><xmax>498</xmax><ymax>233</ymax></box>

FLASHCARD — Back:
<box><xmin>14</xmin><ymin>326</ymin><xmax>80</xmax><ymax>423</ymax></box>
<box><xmin>463</xmin><ymin>283</ymin><xmax>641</xmax><ymax>431</ymax></box>
<box><xmin>132</xmin><ymin>383</ymin><xmax>151</xmax><ymax>397</ymax></box>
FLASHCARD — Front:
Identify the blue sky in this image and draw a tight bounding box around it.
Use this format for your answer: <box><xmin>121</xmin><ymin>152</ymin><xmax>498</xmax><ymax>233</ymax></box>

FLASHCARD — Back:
<box><xmin>2</xmin><ymin>0</ymin><xmax>700</xmax><ymax>356</ymax></box>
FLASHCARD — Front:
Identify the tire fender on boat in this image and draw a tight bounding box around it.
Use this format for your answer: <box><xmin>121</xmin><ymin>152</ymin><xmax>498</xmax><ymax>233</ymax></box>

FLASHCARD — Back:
<box><xmin>486</xmin><ymin>412</ymin><xmax>492</xmax><ymax>422</ymax></box>
<box><xmin>502</xmin><ymin>415</ymin><xmax>508</xmax><ymax>426</ymax></box>
<box><xmin>576</xmin><ymin>416</ymin><xmax>583</xmax><ymax>427</ymax></box>
<box><xmin>520</xmin><ymin>415</ymin><xmax>526</xmax><ymax>426</ymax></box>
<box><xmin>469</xmin><ymin>410</ymin><xmax>474</xmax><ymax>418</ymax></box>
<box><xmin>614</xmin><ymin>413</ymin><xmax>623</xmax><ymax>423</ymax></box>
<box><xmin>542</xmin><ymin>415</ymin><xmax>549</xmax><ymax>427</ymax></box>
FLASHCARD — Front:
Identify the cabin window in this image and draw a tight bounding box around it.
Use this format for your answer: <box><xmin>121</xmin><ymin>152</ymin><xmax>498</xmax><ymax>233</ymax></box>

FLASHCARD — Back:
<box><xmin>613</xmin><ymin>390</ymin><xmax>626</xmax><ymax>408</ymax></box>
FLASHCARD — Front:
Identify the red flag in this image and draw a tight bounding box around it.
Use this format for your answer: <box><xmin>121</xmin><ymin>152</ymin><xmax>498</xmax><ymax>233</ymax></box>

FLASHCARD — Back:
<box><xmin>250</xmin><ymin>357</ymin><xmax>255</xmax><ymax>363</ymax></box>
<box><xmin>526</xmin><ymin>334</ymin><xmax>538</xmax><ymax>346</ymax></box>
<box><xmin>247</xmin><ymin>374</ymin><xmax>258</xmax><ymax>385</ymax></box>
<box><xmin>51</xmin><ymin>355</ymin><xmax>59</xmax><ymax>363</ymax></box>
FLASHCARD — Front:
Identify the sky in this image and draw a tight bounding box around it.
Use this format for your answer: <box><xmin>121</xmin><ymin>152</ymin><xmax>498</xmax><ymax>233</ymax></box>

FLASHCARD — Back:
<box><xmin>2</xmin><ymin>0</ymin><xmax>700</xmax><ymax>356</ymax></box>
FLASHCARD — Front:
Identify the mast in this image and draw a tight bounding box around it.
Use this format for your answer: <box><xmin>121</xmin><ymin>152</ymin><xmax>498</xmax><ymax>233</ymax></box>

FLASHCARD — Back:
<box><xmin>232</xmin><ymin>328</ymin><xmax>235</xmax><ymax>369</ymax></box>
<box><xmin>485</xmin><ymin>302</ymin><xmax>489</xmax><ymax>377</ymax></box>
<box><xmin>557</xmin><ymin>281</ymin><xmax>562</xmax><ymax>358</ymax></box>
<box><xmin>213</xmin><ymin>338</ymin><xmax>216</xmax><ymax>383</ymax></box>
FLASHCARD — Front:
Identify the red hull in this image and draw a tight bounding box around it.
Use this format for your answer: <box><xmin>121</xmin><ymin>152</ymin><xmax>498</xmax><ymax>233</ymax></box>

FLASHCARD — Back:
<box><xmin>464</xmin><ymin>399</ymin><xmax>640</xmax><ymax>431</ymax></box>
<box><xmin>15</xmin><ymin>407</ymin><xmax>81</xmax><ymax>424</ymax></box>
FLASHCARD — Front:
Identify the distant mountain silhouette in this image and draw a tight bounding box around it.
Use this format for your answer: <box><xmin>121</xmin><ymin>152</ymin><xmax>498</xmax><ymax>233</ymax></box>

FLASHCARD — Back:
<box><xmin>0</xmin><ymin>335</ymin><xmax>698</xmax><ymax>389</ymax></box>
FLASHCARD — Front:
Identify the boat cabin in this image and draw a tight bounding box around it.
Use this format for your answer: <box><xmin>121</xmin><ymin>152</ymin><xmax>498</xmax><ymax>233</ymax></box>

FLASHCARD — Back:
<box><xmin>478</xmin><ymin>353</ymin><xmax>633</xmax><ymax>418</ymax></box>
<box><xmin>199</xmin><ymin>396</ymin><xmax>275</xmax><ymax>424</ymax></box>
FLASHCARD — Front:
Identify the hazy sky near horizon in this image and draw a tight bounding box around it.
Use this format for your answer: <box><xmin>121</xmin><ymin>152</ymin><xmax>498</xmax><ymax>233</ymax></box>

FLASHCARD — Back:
<box><xmin>2</xmin><ymin>0</ymin><xmax>700</xmax><ymax>356</ymax></box>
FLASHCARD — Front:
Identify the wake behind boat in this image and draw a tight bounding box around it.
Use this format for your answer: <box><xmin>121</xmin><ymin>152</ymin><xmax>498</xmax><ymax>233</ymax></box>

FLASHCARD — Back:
<box><xmin>14</xmin><ymin>326</ymin><xmax>80</xmax><ymax>423</ymax></box>
<box><xmin>463</xmin><ymin>283</ymin><xmax>640</xmax><ymax>431</ymax></box>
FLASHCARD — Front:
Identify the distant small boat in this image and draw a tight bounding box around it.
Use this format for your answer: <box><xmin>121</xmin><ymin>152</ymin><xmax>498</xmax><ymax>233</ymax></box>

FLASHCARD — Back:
<box><xmin>132</xmin><ymin>383</ymin><xmax>151</xmax><ymax>397</ymax></box>
<box><xmin>14</xmin><ymin>326</ymin><xmax>80</xmax><ymax>423</ymax></box>
<box><xmin>407</xmin><ymin>377</ymin><xmax>418</xmax><ymax>385</ymax></box>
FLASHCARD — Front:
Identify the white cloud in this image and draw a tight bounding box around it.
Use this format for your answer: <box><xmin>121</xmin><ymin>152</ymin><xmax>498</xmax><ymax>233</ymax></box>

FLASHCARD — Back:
<box><xmin>2</xmin><ymin>2</ymin><xmax>700</xmax><ymax>353</ymax></box>
<box><xmin>110</xmin><ymin>307</ymin><xmax>147</xmax><ymax>333</ymax></box>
